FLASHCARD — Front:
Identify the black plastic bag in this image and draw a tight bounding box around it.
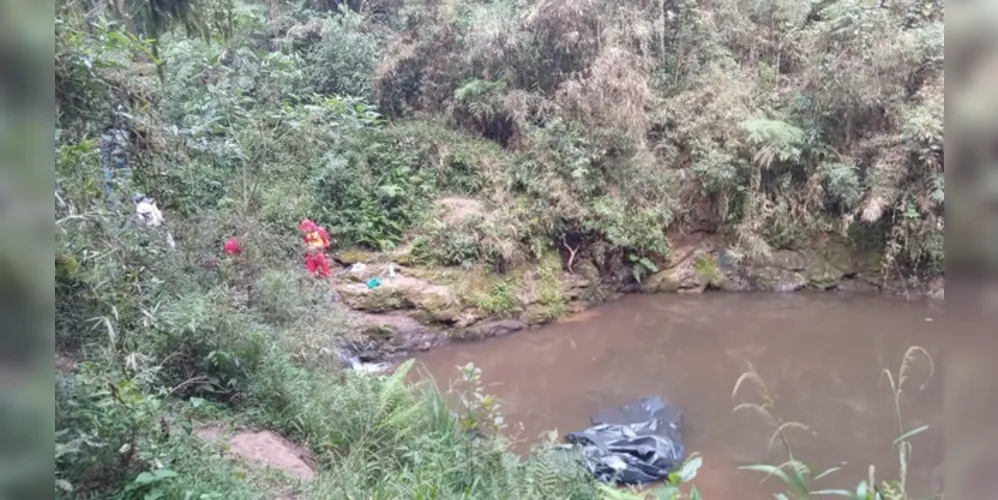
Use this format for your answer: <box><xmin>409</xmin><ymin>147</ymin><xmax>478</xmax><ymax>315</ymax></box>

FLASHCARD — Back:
<box><xmin>565</xmin><ymin>396</ymin><xmax>685</xmax><ymax>485</ymax></box>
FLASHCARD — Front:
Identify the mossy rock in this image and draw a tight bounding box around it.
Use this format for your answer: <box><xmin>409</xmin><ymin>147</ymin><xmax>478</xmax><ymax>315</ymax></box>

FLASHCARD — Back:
<box><xmin>804</xmin><ymin>257</ymin><xmax>845</xmax><ymax>289</ymax></box>
<box><xmin>799</xmin><ymin>237</ymin><xmax>871</xmax><ymax>289</ymax></box>
<box><xmin>746</xmin><ymin>267</ymin><xmax>807</xmax><ymax>292</ymax></box>
<box><xmin>523</xmin><ymin>303</ymin><xmax>559</xmax><ymax>325</ymax></box>
<box><xmin>751</xmin><ymin>249</ymin><xmax>808</xmax><ymax>271</ymax></box>
<box><xmin>335</xmin><ymin>248</ymin><xmax>378</xmax><ymax>265</ymax></box>
<box><xmin>368</xmin><ymin>288</ymin><xmax>410</xmax><ymax>311</ymax></box>
<box><xmin>453</xmin><ymin>268</ymin><xmax>520</xmax><ymax>311</ymax></box>
<box><xmin>405</xmin><ymin>266</ymin><xmax>462</xmax><ymax>285</ymax></box>
<box><xmin>859</xmin><ymin>249</ymin><xmax>885</xmax><ymax>275</ymax></box>
<box><xmin>820</xmin><ymin>242</ymin><xmax>857</xmax><ymax>274</ymax></box>
<box><xmin>641</xmin><ymin>263</ymin><xmax>701</xmax><ymax>293</ymax></box>
<box><xmin>360</xmin><ymin>324</ymin><xmax>396</xmax><ymax>341</ymax></box>
<box><xmin>693</xmin><ymin>252</ymin><xmax>724</xmax><ymax>287</ymax></box>
<box><xmin>395</xmin><ymin>253</ymin><xmax>416</xmax><ymax>266</ymax></box>
<box><xmin>410</xmin><ymin>289</ymin><xmax>462</xmax><ymax>323</ymax></box>
<box><xmin>574</xmin><ymin>258</ymin><xmax>600</xmax><ymax>282</ymax></box>
<box><xmin>339</xmin><ymin>285</ymin><xmax>411</xmax><ymax>312</ymax></box>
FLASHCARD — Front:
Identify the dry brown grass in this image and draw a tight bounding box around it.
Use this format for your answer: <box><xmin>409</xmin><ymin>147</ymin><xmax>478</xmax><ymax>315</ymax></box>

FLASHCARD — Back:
<box><xmin>555</xmin><ymin>47</ymin><xmax>652</xmax><ymax>148</ymax></box>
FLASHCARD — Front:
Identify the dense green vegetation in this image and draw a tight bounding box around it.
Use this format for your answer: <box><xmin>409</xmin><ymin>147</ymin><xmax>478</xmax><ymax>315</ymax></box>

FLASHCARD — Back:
<box><xmin>55</xmin><ymin>0</ymin><xmax>942</xmax><ymax>498</ymax></box>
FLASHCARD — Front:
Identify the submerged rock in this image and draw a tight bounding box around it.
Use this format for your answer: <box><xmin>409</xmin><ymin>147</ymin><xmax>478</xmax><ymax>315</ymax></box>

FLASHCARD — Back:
<box><xmin>463</xmin><ymin>319</ymin><xmax>527</xmax><ymax>339</ymax></box>
<box><xmin>837</xmin><ymin>278</ymin><xmax>881</xmax><ymax>294</ymax></box>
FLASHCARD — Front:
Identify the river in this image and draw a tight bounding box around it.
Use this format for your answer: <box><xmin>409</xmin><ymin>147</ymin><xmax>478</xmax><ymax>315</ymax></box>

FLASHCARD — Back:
<box><xmin>414</xmin><ymin>292</ymin><xmax>944</xmax><ymax>499</ymax></box>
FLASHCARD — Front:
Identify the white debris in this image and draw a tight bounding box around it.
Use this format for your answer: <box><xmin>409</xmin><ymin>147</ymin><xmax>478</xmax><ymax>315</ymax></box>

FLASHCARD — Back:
<box><xmin>134</xmin><ymin>195</ymin><xmax>164</xmax><ymax>227</ymax></box>
<box><xmin>133</xmin><ymin>194</ymin><xmax>175</xmax><ymax>250</ymax></box>
<box><xmin>349</xmin><ymin>357</ymin><xmax>391</xmax><ymax>374</ymax></box>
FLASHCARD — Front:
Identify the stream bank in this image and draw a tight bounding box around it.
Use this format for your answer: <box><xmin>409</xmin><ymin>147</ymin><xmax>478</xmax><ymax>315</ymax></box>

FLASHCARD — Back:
<box><xmin>329</xmin><ymin>230</ymin><xmax>944</xmax><ymax>366</ymax></box>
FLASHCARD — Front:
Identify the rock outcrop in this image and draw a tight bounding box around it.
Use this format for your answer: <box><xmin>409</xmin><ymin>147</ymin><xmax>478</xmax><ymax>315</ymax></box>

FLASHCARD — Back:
<box><xmin>327</xmin><ymin>258</ymin><xmax>594</xmax><ymax>363</ymax></box>
<box><xmin>637</xmin><ymin>233</ymin><xmax>900</xmax><ymax>295</ymax></box>
<box><xmin>327</xmin><ymin>231</ymin><xmax>940</xmax><ymax>364</ymax></box>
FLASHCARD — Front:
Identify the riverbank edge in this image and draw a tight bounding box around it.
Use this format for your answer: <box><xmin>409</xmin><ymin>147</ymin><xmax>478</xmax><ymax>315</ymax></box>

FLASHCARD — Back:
<box><xmin>331</xmin><ymin>232</ymin><xmax>944</xmax><ymax>367</ymax></box>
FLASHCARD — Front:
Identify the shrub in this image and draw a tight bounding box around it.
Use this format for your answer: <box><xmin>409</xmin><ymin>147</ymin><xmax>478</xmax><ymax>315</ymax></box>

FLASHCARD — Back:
<box><xmin>307</xmin><ymin>12</ymin><xmax>380</xmax><ymax>98</ymax></box>
<box><xmin>308</xmin><ymin>132</ymin><xmax>432</xmax><ymax>250</ymax></box>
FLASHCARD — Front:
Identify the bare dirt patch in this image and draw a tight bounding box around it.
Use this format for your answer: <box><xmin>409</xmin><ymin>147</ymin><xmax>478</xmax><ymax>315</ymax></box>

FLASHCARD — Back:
<box><xmin>196</xmin><ymin>426</ymin><xmax>316</xmax><ymax>481</ymax></box>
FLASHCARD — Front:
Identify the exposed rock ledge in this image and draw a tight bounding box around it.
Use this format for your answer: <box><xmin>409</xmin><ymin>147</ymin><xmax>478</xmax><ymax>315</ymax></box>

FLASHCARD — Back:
<box><xmin>329</xmin><ymin>259</ymin><xmax>594</xmax><ymax>363</ymax></box>
<box><xmin>328</xmin><ymin>233</ymin><xmax>942</xmax><ymax>365</ymax></box>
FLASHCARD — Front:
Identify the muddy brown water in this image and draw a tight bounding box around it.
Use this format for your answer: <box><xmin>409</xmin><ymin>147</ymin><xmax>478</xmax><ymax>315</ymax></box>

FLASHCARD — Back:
<box><xmin>414</xmin><ymin>293</ymin><xmax>943</xmax><ymax>499</ymax></box>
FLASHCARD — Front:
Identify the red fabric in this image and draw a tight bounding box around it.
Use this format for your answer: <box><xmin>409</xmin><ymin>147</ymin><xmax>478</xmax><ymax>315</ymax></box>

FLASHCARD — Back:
<box><xmin>305</xmin><ymin>252</ymin><xmax>331</xmax><ymax>277</ymax></box>
<box><xmin>223</xmin><ymin>237</ymin><xmax>242</xmax><ymax>255</ymax></box>
<box><xmin>299</xmin><ymin>219</ymin><xmax>331</xmax><ymax>251</ymax></box>
<box><xmin>299</xmin><ymin>219</ymin><xmax>333</xmax><ymax>277</ymax></box>
<box><xmin>299</xmin><ymin>219</ymin><xmax>318</xmax><ymax>234</ymax></box>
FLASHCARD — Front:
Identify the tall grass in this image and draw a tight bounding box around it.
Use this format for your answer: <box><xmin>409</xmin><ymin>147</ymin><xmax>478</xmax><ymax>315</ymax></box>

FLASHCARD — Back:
<box><xmin>733</xmin><ymin>347</ymin><xmax>938</xmax><ymax>500</ymax></box>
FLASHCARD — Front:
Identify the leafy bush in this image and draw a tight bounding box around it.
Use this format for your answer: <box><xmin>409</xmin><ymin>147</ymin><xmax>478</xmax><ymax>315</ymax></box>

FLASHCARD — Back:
<box><xmin>251</xmin><ymin>268</ymin><xmax>309</xmax><ymax>324</ymax></box>
<box><xmin>308</xmin><ymin>138</ymin><xmax>431</xmax><ymax>250</ymax></box>
<box><xmin>467</xmin><ymin>279</ymin><xmax>518</xmax><ymax>316</ymax></box>
<box><xmin>307</xmin><ymin>12</ymin><xmax>380</xmax><ymax>98</ymax></box>
<box><xmin>410</xmin><ymin>216</ymin><xmax>485</xmax><ymax>268</ymax></box>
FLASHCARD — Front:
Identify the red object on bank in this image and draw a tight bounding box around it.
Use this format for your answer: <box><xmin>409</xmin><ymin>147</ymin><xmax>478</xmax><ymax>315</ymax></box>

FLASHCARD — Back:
<box><xmin>305</xmin><ymin>252</ymin><xmax>332</xmax><ymax>277</ymax></box>
<box><xmin>223</xmin><ymin>236</ymin><xmax>242</xmax><ymax>256</ymax></box>
<box><xmin>299</xmin><ymin>219</ymin><xmax>332</xmax><ymax>277</ymax></box>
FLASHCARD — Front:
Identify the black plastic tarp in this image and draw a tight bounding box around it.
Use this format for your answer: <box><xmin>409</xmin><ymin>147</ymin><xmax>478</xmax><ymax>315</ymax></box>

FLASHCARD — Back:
<box><xmin>565</xmin><ymin>396</ymin><xmax>685</xmax><ymax>485</ymax></box>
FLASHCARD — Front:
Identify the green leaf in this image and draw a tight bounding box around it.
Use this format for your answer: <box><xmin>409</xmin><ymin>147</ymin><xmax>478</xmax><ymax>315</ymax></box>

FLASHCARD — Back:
<box><xmin>133</xmin><ymin>472</ymin><xmax>157</xmax><ymax>485</ymax></box>
<box><xmin>651</xmin><ymin>484</ymin><xmax>680</xmax><ymax>499</ymax></box>
<box><xmin>689</xmin><ymin>485</ymin><xmax>702</xmax><ymax>500</ymax></box>
<box><xmin>675</xmin><ymin>454</ymin><xmax>703</xmax><ymax>482</ymax></box>
<box><xmin>814</xmin><ymin>467</ymin><xmax>842</xmax><ymax>480</ymax></box>
<box><xmin>854</xmin><ymin>480</ymin><xmax>869</xmax><ymax>499</ymax></box>
<box><xmin>55</xmin><ymin>479</ymin><xmax>73</xmax><ymax>492</ymax></box>
<box><xmin>152</xmin><ymin>469</ymin><xmax>178</xmax><ymax>479</ymax></box>
<box><xmin>785</xmin><ymin>460</ymin><xmax>811</xmax><ymax>494</ymax></box>
<box><xmin>893</xmin><ymin>424</ymin><xmax>929</xmax><ymax>445</ymax></box>
<box><xmin>809</xmin><ymin>489</ymin><xmax>855</xmax><ymax>497</ymax></box>
<box><xmin>133</xmin><ymin>469</ymin><xmax>178</xmax><ymax>486</ymax></box>
<box><xmin>638</xmin><ymin>257</ymin><xmax>659</xmax><ymax>273</ymax></box>
<box><xmin>739</xmin><ymin>464</ymin><xmax>791</xmax><ymax>484</ymax></box>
